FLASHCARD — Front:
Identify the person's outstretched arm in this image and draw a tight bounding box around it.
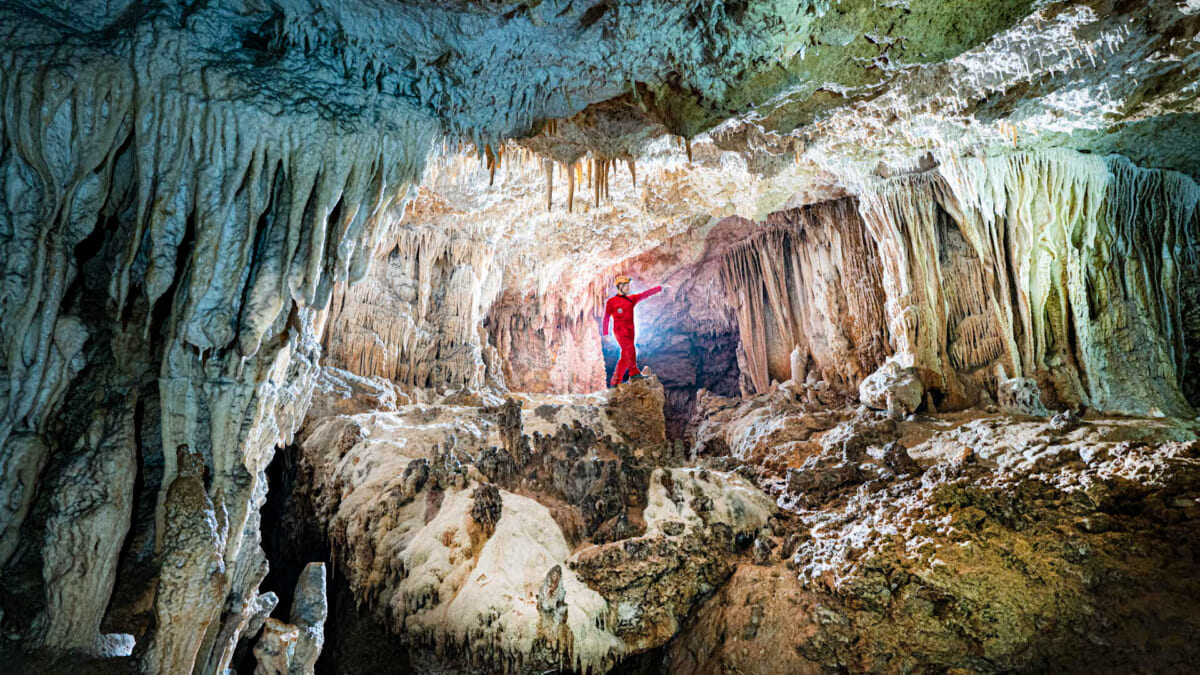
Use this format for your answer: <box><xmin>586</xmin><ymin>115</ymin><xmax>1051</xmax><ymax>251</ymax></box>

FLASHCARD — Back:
<box><xmin>602</xmin><ymin>299</ymin><xmax>612</xmax><ymax>336</ymax></box>
<box><xmin>630</xmin><ymin>285</ymin><xmax>662</xmax><ymax>304</ymax></box>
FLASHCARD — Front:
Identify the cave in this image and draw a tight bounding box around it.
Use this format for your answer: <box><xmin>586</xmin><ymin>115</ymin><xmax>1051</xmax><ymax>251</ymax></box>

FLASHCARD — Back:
<box><xmin>4</xmin><ymin>1</ymin><xmax>1200</xmax><ymax>674</ymax></box>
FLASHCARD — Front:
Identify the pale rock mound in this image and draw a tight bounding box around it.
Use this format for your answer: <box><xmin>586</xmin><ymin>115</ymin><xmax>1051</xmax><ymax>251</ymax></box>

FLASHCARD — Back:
<box><xmin>859</xmin><ymin>358</ymin><xmax>925</xmax><ymax>416</ymax></box>
<box><xmin>291</xmin><ymin>375</ymin><xmax>774</xmax><ymax>671</ymax></box>
<box><xmin>997</xmin><ymin>376</ymin><xmax>1051</xmax><ymax>417</ymax></box>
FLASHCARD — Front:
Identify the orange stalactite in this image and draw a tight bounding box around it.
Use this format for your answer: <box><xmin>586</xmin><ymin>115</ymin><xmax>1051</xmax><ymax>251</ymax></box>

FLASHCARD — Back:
<box><xmin>567</xmin><ymin>161</ymin><xmax>575</xmax><ymax>213</ymax></box>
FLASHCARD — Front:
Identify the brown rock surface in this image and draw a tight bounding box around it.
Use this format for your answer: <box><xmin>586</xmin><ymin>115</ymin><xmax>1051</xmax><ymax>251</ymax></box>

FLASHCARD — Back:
<box><xmin>676</xmin><ymin>399</ymin><xmax>1200</xmax><ymax>674</ymax></box>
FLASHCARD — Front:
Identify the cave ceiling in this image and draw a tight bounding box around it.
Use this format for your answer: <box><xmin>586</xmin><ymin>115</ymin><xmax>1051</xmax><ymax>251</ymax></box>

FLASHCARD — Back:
<box><xmin>6</xmin><ymin>0</ymin><xmax>1198</xmax><ymax>356</ymax></box>
<box><xmin>18</xmin><ymin>1</ymin><xmax>1197</xmax><ymax>165</ymax></box>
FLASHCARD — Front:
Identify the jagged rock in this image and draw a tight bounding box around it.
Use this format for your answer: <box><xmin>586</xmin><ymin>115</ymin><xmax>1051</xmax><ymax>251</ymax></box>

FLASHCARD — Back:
<box><xmin>605</xmin><ymin>374</ymin><xmax>668</xmax><ymax>450</ymax></box>
<box><xmin>288</xmin><ymin>563</ymin><xmax>327</xmax><ymax>675</ymax></box>
<box><xmin>998</xmin><ymin>377</ymin><xmax>1051</xmax><ymax>417</ymax></box>
<box><xmin>202</xmin><ymin>586</ymin><xmax>280</xmax><ymax>675</ymax></box>
<box><xmin>253</xmin><ymin>618</ymin><xmax>299</xmax><ymax>675</ymax></box>
<box><xmin>675</xmin><ymin>419</ymin><xmax>1200</xmax><ymax>674</ymax></box>
<box><xmin>751</xmin><ymin>537</ymin><xmax>773</xmax><ymax>566</ymax></box>
<box><xmin>295</xmin><ymin>388</ymin><xmax>774</xmax><ymax>671</ymax></box>
<box><xmin>306</xmin><ymin>367</ymin><xmax>407</xmax><ymax>420</ymax></box>
<box><xmin>570</xmin><ymin>468</ymin><xmax>774</xmax><ymax>652</ymax></box>
<box><xmin>229</xmin><ymin>593</ymin><xmax>280</xmax><ymax>669</ymax></box>
<box><xmin>882</xmin><ymin>441</ymin><xmax>920</xmax><ymax>476</ymax></box>
<box><xmin>470</xmin><ymin>483</ymin><xmax>503</xmax><ymax>534</ymax></box>
<box><xmin>0</xmin><ymin>434</ymin><xmax>48</xmax><ymax>568</ymax></box>
<box><xmin>859</xmin><ymin>358</ymin><xmax>925</xmax><ymax>416</ymax></box>
<box><xmin>1050</xmin><ymin>409</ymin><xmax>1084</xmax><ymax>433</ymax></box>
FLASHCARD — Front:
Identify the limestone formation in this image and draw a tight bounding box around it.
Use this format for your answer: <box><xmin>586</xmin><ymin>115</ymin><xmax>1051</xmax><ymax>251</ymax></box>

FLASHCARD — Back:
<box><xmin>676</xmin><ymin>406</ymin><xmax>1200</xmax><ymax>674</ymax></box>
<box><xmin>289</xmin><ymin>376</ymin><xmax>771</xmax><ymax>671</ymax></box>
<box><xmin>288</xmin><ymin>563</ymin><xmax>327</xmax><ymax>675</ymax></box>
<box><xmin>3</xmin><ymin>0</ymin><xmax>1200</xmax><ymax>672</ymax></box>
<box><xmin>998</xmin><ymin>376</ymin><xmax>1051</xmax><ymax>417</ymax></box>
<box><xmin>254</xmin><ymin>619</ymin><xmax>299</xmax><ymax>675</ymax></box>
<box><xmin>139</xmin><ymin>446</ymin><xmax>227</xmax><ymax>675</ymax></box>
<box><xmin>859</xmin><ymin>358</ymin><xmax>925</xmax><ymax>417</ymax></box>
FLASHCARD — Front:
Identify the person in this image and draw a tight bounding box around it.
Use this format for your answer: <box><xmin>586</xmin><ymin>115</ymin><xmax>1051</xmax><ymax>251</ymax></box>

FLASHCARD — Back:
<box><xmin>602</xmin><ymin>275</ymin><xmax>662</xmax><ymax>387</ymax></box>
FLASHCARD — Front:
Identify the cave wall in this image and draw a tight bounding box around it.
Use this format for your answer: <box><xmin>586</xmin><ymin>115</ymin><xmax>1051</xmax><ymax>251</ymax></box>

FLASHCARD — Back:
<box><xmin>0</xmin><ymin>6</ymin><xmax>433</xmax><ymax>669</ymax></box>
<box><xmin>487</xmin><ymin>289</ymin><xmax>608</xmax><ymax>394</ymax></box>
<box><xmin>721</xmin><ymin>197</ymin><xmax>892</xmax><ymax>393</ymax></box>
<box><xmin>321</xmin><ymin>222</ymin><xmax>507</xmax><ymax>392</ymax></box>
<box><xmin>721</xmin><ymin>151</ymin><xmax>1200</xmax><ymax>417</ymax></box>
<box><xmin>862</xmin><ymin>150</ymin><xmax>1200</xmax><ymax>415</ymax></box>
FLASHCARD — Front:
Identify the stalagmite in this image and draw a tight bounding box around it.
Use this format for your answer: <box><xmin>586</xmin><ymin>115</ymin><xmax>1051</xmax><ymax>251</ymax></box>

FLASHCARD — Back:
<box><xmin>253</xmin><ymin>619</ymin><xmax>299</xmax><ymax>675</ymax></box>
<box><xmin>37</xmin><ymin>405</ymin><xmax>137</xmax><ymax>652</ymax></box>
<box><xmin>139</xmin><ymin>446</ymin><xmax>228</xmax><ymax>675</ymax></box>
<box><xmin>289</xmin><ymin>563</ymin><xmax>328</xmax><ymax>675</ymax></box>
<box><xmin>789</xmin><ymin>345</ymin><xmax>806</xmax><ymax>385</ymax></box>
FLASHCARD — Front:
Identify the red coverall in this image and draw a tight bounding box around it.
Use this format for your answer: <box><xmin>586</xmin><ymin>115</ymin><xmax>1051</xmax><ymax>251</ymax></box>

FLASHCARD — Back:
<box><xmin>602</xmin><ymin>286</ymin><xmax>661</xmax><ymax>386</ymax></box>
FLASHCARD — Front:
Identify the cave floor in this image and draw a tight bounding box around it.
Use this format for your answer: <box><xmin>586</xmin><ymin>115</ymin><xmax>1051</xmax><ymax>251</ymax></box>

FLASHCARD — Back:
<box><xmin>284</xmin><ymin>372</ymin><xmax>1200</xmax><ymax>673</ymax></box>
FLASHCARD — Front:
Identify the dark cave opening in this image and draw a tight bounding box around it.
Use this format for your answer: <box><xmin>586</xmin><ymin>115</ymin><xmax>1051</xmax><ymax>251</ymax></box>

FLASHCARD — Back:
<box><xmin>255</xmin><ymin>443</ymin><xmax>414</xmax><ymax>675</ymax></box>
<box><xmin>603</xmin><ymin>329</ymin><xmax>741</xmax><ymax>442</ymax></box>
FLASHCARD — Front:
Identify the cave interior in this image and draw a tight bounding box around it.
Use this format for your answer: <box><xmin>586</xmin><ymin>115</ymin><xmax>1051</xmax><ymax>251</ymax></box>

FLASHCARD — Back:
<box><xmin>3</xmin><ymin>0</ymin><xmax>1200</xmax><ymax>673</ymax></box>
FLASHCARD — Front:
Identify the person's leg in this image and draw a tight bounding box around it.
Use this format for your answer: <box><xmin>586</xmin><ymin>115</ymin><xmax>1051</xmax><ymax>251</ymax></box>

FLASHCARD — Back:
<box><xmin>626</xmin><ymin>342</ymin><xmax>641</xmax><ymax>377</ymax></box>
<box><xmin>611</xmin><ymin>349</ymin><xmax>627</xmax><ymax>386</ymax></box>
<box><xmin>612</xmin><ymin>338</ymin><xmax>637</xmax><ymax>385</ymax></box>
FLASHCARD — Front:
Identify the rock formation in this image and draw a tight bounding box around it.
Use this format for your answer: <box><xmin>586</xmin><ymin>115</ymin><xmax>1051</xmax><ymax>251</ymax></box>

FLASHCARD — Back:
<box><xmin>677</xmin><ymin>409</ymin><xmax>1200</xmax><ymax>673</ymax></box>
<box><xmin>2</xmin><ymin>0</ymin><xmax>1200</xmax><ymax>672</ymax></box>
<box><xmin>285</xmin><ymin>376</ymin><xmax>772</xmax><ymax>672</ymax></box>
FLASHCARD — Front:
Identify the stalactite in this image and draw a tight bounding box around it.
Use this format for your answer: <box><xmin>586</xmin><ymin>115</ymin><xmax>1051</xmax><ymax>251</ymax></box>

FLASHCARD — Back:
<box><xmin>858</xmin><ymin>172</ymin><xmax>985</xmax><ymax>408</ymax></box>
<box><xmin>566</xmin><ymin>160</ymin><xmax>575</xmax><ymax>213</ymax></box>
<box><xmin>935</xmin><ymin>150</ymin><xmax>1200</xmax><ymax>415</ymax></box>
<box><xmin>0</xmin><ymin>29</ymin><xmax>436</xmax><ymax>668</ymax></box>
<box><xmin>322</xmin><ymin>221</ymin><xmax>504</xmax><ymax>392</ymax></box>
<box><xmin>720</xmin><ymin>198</ymin><xmax>890</xmax><ymax>394</ymax></box>
<box><xmin>484</xmin><ymin>143</ymin><xmax>504</xmax><ymax>187</ymax></box>
<box><xmin>844</xmin><ymin>150</ymin><xmax>1200</xmax><ymax>414</ymax></box>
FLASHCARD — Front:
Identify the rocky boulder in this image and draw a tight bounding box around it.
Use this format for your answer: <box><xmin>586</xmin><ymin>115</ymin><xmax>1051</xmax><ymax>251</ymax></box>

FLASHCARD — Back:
<box><xmin>290</xmin><ymin>375</ymin><xmax>769</xmax><ymax>672</ymax></box>
<box><xmin>859</xmin><ymin>358</ymin><xmax>924</xmax><ymax>416</ymax></box>
<box><xmin>998</xmin><ymin>377</ymin><xmax>1051</xmax><ymax>417</ymax></box>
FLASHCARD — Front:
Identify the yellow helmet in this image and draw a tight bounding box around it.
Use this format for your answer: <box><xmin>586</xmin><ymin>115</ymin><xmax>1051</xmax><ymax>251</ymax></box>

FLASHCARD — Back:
<box><xmin>615</xmin><ymin>275</ymin><xmax>631</xmax><ymax>286</ymax></box>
